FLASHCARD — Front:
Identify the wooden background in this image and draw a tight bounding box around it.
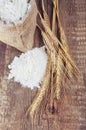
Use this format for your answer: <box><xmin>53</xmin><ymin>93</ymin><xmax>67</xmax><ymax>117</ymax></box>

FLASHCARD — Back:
<box><xmin>0</xmin><ymin>0</ymin><xmax>86</xmax><ymax>130</ymax></box>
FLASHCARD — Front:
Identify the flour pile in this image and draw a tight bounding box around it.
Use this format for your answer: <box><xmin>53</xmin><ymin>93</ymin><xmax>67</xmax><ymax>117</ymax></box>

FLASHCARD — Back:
<box><xmin>0</xmin><ymin>0</ymin><xmax>31</xmax><ymax>23</ymax></box>
<box><xmin>8</xmin><ymin>47</ymin><xmax>48</xmax><ymax>89</ymax></box>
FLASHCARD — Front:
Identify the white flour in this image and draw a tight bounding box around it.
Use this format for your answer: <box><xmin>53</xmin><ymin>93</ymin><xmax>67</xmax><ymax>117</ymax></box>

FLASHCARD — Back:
<box><xmin>8</xmin><ymin>46</ymin><xmax>48</xmax><ymax>89</ymax></box>
<box><xmin>0</xmin><ymin>0</ymin><xmax>31</xmax><ymax>23</ymax></box>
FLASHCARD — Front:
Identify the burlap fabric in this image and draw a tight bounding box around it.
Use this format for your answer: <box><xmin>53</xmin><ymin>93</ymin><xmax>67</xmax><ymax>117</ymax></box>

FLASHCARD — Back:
<box><xmin>0</xmin><ymin>0</ymin><xmax>37</xmax><ymax>52</ymax></box>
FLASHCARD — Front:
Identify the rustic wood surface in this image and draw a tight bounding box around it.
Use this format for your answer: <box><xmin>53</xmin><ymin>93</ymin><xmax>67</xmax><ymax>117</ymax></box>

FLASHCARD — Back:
<box><xmin>0</xmin><ymin>0</ymin><xmax>86</xmax><ymax>130</ymax></box>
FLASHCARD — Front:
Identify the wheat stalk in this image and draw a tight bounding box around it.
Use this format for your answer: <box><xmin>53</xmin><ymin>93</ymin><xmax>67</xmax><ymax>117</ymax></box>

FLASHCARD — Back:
<box><xmin>42</xmin><ymin>0</ymin><xmax>51</xmax><ymax>27</ymax></box>
<box><xmin>52</xmin><ymin>0</ymin><xmax>63</xmax><ymax>100</ymax></box>
<box><xmin>55</xmin><ymin>0</ymin><xmax>76</xmax><ymax>81</ymax></box>
<box><xmin>26</xmin><ymin>0</ymin><xmax>79</xmax><ymax>118</ymax></box>
<box><xmin>40</xmin><ymin>15</ymin><xmax>79</xmax><ymax>78</ymax></box>
<box><xmin>26</xmin><ymin>55</ymin><xmax>51</xmax><ymax>117</ymax></box>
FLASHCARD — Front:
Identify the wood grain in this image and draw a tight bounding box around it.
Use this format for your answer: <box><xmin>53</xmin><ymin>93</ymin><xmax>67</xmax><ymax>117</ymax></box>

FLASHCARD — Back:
<box><xmin>0</xmin><ymin>0</ymin><xmax>86</xmax><ymax>130</ymax></box>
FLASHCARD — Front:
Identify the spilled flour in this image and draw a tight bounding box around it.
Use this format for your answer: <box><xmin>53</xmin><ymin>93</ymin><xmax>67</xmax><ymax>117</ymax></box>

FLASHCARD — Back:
<box><xmin>8</xmin><ymin>46</ymin><xmax>48</xmax><ymax>89</ymax></box>
<box><xmin>0</xmin><ymin>0</ymin><xmax>31</xmax><ymax>23</ymax></box>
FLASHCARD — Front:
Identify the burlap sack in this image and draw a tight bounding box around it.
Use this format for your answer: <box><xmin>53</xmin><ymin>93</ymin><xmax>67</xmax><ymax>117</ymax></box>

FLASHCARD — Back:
<box><xmin>0</xmin><ymin>0</ymin><xmax>37</xmax><ymax>52</ymax></box>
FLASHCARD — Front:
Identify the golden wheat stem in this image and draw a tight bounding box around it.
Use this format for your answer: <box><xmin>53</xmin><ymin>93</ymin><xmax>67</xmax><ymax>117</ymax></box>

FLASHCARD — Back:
<box><xmin>42</xmin><ymin>0</ymin><xmax>51</xmax><ymax>27</ymax></box>
<box><xmin>26</xmin><ymin>55</ymin><xmax>51</xmax><ymax>117</ymax></box>
<box><xmin>41</xmin><ymin>22</ymin><xmax>78</xmax><ymax>79</ymax></box>
<box><xmin>52</xmin><ymin>5</ymin><xmax>56</xmax><ymax>33</ymax></box>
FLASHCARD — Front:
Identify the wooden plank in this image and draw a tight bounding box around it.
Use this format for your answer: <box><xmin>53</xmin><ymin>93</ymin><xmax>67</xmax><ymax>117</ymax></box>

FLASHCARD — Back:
<box><xmin>0</xmin><ymin>0</ymin><xmax>86</xmax><ymax>130</ymax></box>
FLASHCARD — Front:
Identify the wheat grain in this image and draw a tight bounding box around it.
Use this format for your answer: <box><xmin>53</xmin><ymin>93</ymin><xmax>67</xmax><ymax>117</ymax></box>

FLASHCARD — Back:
<box><xmin>26</xmin><ymin>55</ymin><xmax>51</xmax><ymax>117</ymax></box>
<box><xmin>26</xmin><ymin>0</ymin><xmax>79</xmax><ymax>118</ymax></box>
